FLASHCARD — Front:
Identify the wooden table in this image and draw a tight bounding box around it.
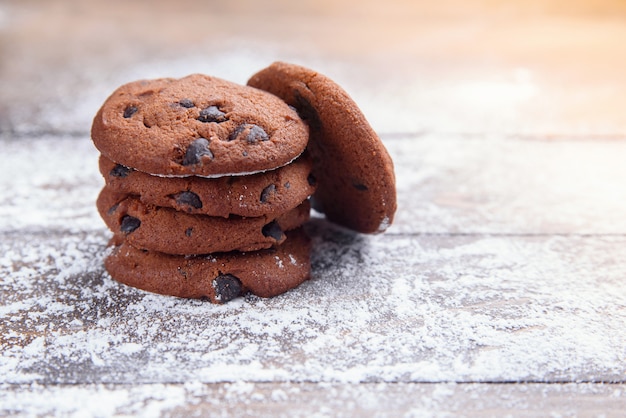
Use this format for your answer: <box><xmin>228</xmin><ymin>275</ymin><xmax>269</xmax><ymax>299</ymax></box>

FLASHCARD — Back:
<box><xmin>1</xmin><ymin>0</ymin><xmax>625</xmax><ymax>415</ymax></box>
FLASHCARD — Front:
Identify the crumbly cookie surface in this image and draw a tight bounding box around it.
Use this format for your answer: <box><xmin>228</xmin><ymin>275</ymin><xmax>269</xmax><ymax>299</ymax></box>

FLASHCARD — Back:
<box><xmin>248</xmin><ymin>62</ymin><xmax>397</xmax><ymax>233</ymax></box>
<box><xmin>91</xmin><ymin>74</ymin><xmax>309</xmax><ymax>177</ymax></box>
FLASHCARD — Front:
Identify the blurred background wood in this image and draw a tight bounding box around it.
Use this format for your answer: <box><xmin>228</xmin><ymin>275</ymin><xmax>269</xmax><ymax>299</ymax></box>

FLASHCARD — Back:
<box><xmin>2</xmin><ymin>0</ymin><xmax>626</xmax><ymax>135</ymax></box>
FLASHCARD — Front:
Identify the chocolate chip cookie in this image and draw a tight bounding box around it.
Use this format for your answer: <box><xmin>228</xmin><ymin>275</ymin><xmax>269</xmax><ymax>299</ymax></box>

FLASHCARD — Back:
<box><xmin>105</xmin><ymin>228</ymin><xmax>311</xmax><ymax>303</ymax></box>
<box><xmin>248</xmin><ymin>62</ymin><xmax>396</xmax><ymax>233</ymax></box>
<box><xmin>99</xmin><ymin>153</ymin><xmax>316</xmax><ymax>218</ymax></box>
<box><xmin>91</xmin><ymin>74</ymin><xmax>309</xmax><ymax>177</ymax></box>
<box><xmin>97</xmin><ymin>186</ymin><xmax>311</xmax><ymax>255</ymax></box>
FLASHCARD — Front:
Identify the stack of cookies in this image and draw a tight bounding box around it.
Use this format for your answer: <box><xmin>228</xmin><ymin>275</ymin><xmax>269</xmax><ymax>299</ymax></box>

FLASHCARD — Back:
<box><xmin>92</xmin><ymin>62</ymin><xmax>398</xmax><ymax>303</ymax></box>
<box><xmin>92</xmin><ymin>74</ymin><xmax>316</xmax><ymax>303</ymax></box>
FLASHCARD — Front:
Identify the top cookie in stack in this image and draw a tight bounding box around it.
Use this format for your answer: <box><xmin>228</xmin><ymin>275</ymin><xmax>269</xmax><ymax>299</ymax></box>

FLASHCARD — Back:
<box><xmin>92</xmin><ymin>74</ymin><xmax>316</xmax><ymax>303</ymax></box>
<box><xmin>92</xmin><ymin>74</ymin><xmax>309</xmax><ymax>177</ymax></box>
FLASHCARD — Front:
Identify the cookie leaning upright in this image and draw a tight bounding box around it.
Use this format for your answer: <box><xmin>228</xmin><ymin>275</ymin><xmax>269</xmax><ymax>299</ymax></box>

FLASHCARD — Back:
<box><xmin>91</xmin><ymin>74</ymin><xmax>309</xmax><ymax>177</ymax></box>
<box><xmin>248</xmin><ymin>62</ymin><xmax>397</xmax><ymax>234</ymax></box>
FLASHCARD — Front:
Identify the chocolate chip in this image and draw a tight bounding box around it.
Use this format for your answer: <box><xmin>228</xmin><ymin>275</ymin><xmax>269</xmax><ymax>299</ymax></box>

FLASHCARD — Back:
<box><xmin>179</xmin><ymin>98</ymin><xmax>195</xmax><ymax>108</ymax></box>
<box><xmin>107</xmin><ymin>203</ymin><xmax>119</xmax><ymax>215</ymax></box>
<box><xmin>228</xmin><ymin>124</ymin><xmax>269</xmax><ymax>143</ymax></box>
<box><xmin>353</xmin><ymin>182</ymin><xmax>368</xmax><ymax>191</ymax></box>
<box><xmin>294</xmin><ymin>90</ymin><xmax>322</xmax><ymax>131</ymax></box>
<box><xmin>284</xmin><ymin>181</ymin><xmax>291</xmax><ymax>189</ymax></box>
<box><xmin>123</xmin><ymin>106</ymin><xmax>138</xmax><ymax>118</ymax></box>
<box><xmin>182</xmin><ymin>138</ymin><xmax>213</xmax><ymax>166</ymax></box>
<box><xmin>227</xmin><ymin>125</ymin><xmax>245</xmax><ymax>141</ymax></box>
<box><xmin>185</xmin><ymin>227</ymin><xmax>193</xmax><ymax>237</ymax></box>
<box><xmin>213</xmin><ymin>274</ymin><xmax>242</xmax><ymax>303</ymax></box>
<box><xmin>260</xmin><ymin>184</ymin><xmax>276</xmax><ymax>203</ymax></box>
<box><xmin>198</xmin><ymin>105</ymin><xmax>227</xmax><ymax>123</ymax></box>
<box><xmin>110</xmin><ymin>164</ymin><xmax>131</xmax><ymax>178</ymax></box>
<box><xmin>307</xmin><ymin>173</ymin><xmax>317</xmax><ymax>186</ymax></box>
<box><xmin>173</xmin><ymin>191</ymin><xmax>203</xmax><ymax>209</ymax></box>
<box><xmin>262</xmin><ymin>220</ymin><xmax>284</xmax><ymax>241</ymax></box>
<box><xmin>120</xmin><ymin>215</ymin><xmax>141</xmax><ymax>233</ymax></box>
<box><xmin>246</xmin><ymin>125</ymin><xmax>269</xmax><ymax>143</ymax></box>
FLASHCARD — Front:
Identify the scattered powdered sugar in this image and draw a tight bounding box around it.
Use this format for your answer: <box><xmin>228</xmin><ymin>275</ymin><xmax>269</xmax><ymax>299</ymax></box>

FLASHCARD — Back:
<box><xmin>377</xmin><ymin>215</ymin><xmax>391</xmax><ymax>233</ymax></box>
<box><xmin>0</xmin><ymin>134</ymin><xmax>103</xmax><ymax>232</ymax></box>
<box><xmin>388</xmin><ymin>133</ymin><xmax>626</xmax><ymax>235</ymax></box>
<box><xmin>1</xmin><ymin>381</ymin><xmax>623</xmax><ymax>417</ymax></box>
<box><xmin>275</xmin><ymin>255</ymin><xmax>284</xmax><ymax>269</ymax></box>
<box><xmin>2</xmin><ymin>221</ymin><xmax>625</xmax><ymax>389</ymax></box>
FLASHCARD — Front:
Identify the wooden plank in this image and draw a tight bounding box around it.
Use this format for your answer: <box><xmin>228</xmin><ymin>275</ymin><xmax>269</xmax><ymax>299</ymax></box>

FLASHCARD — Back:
<box><xmin>1</xmin><ymin>382</ymin><xmax>625</xmax><ymax>417</ymax></box>
<box><xmin>387</xmin><ymin>134</ymin><xmax>626</xmax><ymax>234</ymax></box>
<box><xmin>2</xmin><ymin>226</ymin><xmax>625</xmax><ymax>385</ymax></box>
<box><xmin>2</xmin><ymin>1</ymin><xmax>626</xmax><ymax>136</ymax></box>
<box><xmin>2</xmin><ymin>134</ymin><xmax>626</xmax><ymax>235</ymax></box>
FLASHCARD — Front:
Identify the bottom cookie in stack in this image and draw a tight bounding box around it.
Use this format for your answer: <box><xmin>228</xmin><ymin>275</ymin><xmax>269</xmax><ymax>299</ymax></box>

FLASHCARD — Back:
<box><xmin>104</xmin><ymin>228</ymin><xmax>311</xmax><ymax>303</ymax></box>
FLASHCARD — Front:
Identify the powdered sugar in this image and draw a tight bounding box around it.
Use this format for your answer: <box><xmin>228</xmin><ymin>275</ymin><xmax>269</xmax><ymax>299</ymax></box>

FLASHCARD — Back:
<box><xmin>0</xmin><ymin>134</ymin><xmax>102</xmax><ymax>232</ymax></box>
<box><xmin>2</xmin><ymin>381</ymin><xmax>623</xmax><ymax>417</ymax></box>
<box><xmin>2</xmin><ymin>222</ymin><xmax>625</xmax><ymax>387</ymax></box>
<box><xmin>387</xmin><ymin>133</ymin><xmax>626</xmax><ymax>235</ymax></box>
<box><xmin>275</xmin><ymin>255</ymin><xmax>284</xmax><ymax>269</ymax></box>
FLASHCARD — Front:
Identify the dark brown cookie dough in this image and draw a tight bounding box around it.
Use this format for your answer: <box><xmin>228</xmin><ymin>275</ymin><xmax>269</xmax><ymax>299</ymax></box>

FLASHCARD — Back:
<box><xmin>99</xmin><ymin>154</ymin><xmax>316</xmax><ymax>218</ymax></box>
<box><xmin>91</xmin><ymin>74</ymin><xmax>309</xmax><ymax>177</ymax></box>
<box><xmin>97</xmin><ymin>187</ymin><xmax>311</xmax><ymax>255</ymax></box>
<box><xmin>105</xmin><ymin>229</ymin><xmax>311</xmax><ymax>303</ymax></box>
<box><xmin>248</xmin><ymin>62</ymin><xmax>397</xmax><ymax>234</ymax></box>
